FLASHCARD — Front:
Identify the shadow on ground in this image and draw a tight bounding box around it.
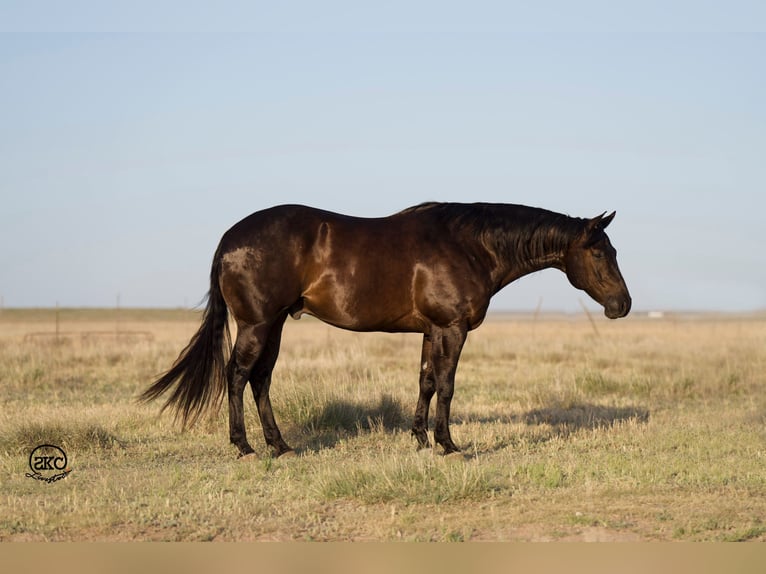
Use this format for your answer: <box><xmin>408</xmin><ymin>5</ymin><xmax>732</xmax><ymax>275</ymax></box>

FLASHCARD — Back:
<box><xmin>288</xmin><ymin>393</ymin><xmax>411</xmax><ymax>453</ymax></box>
<box><xmin>285</xmin><ymin>396</ymin><xmax>649</xmax><ymax>456</ymax></box>
<box><xmin>523</xmin><ymin>403</ymin><xmax>650</xmax><ymax>431</ymax></box>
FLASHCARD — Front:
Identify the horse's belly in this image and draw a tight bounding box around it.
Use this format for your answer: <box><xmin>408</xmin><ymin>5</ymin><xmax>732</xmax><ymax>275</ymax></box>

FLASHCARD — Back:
<box><xmin>295</xmin><ymin>290</ymin><xmax>424</xmax><ymax>333</ymax></box>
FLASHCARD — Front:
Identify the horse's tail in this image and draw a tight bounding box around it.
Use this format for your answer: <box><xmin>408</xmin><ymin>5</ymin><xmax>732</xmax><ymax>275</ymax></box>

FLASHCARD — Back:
<box><xmin>140</xmin><ymin>245</ymin><xmax>231</xmax><ymax>427</ymax></box>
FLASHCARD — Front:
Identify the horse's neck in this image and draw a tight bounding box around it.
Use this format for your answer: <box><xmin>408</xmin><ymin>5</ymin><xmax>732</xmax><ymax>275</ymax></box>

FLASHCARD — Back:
<box><xmin>490</xmin><ymin>216</ymin><xmax>578</xmax><ymax>292</ymax></box>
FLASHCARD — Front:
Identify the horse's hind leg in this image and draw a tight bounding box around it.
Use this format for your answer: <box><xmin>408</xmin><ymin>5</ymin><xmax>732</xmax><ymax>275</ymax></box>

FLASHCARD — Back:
<box><xmin>227</xmin><ymin>322</ymin><xmax>270</xmax><ymax>457</ymax></box>
<box><xmin>249</xmin><ymin>313</ymin><xmax>293</xmax><ymax>457</ymax></box>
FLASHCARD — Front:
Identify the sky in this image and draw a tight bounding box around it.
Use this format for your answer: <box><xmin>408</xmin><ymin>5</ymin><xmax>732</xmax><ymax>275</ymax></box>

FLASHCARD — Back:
<box><xmin>1</xmin><ymin>3</ymin><xmax>765</xmax><ymax>313</ymax></box>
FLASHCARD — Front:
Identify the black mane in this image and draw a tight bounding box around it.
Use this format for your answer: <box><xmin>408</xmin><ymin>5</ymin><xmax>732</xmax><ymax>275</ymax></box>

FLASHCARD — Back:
<box><xmin>400</xmin><ymin>202</ymin><xmax>585</xmax><ymax>267</ymax></box>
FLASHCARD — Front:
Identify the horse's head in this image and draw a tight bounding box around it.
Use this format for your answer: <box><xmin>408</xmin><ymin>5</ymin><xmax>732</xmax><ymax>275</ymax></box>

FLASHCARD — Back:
<box><xmin>564</xmin><ymin>212</ymin><xmax>631</xmax><ymax>319</ymax></box>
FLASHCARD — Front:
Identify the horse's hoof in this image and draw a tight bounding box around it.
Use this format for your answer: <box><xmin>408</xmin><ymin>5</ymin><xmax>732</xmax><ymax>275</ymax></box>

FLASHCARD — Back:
<box><xmin>277</xmin><ymin>450</ymin><xmax>297</xmax><ymax>459</ymax></box>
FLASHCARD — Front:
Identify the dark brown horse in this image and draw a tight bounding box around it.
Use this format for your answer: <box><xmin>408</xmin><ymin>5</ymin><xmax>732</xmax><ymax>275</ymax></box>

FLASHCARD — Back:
<box><xmin>142</xmin><ymin>202</ymin><xmax>631</xmax><ymax>458</ymax></box>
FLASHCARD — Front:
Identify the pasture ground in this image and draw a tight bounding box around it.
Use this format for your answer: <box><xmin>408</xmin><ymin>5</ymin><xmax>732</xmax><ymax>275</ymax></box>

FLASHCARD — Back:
<box><xmin>1</xmin><ymin>308</ymin><xmax>765</xmax><ymax>541</ymax></box>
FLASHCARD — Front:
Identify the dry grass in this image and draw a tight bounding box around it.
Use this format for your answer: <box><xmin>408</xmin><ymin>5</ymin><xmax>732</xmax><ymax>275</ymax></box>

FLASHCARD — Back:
<box><xmin>1</xmin><ymin>308</ymin><xmax>765</xmax><ymax>541</ymax></box>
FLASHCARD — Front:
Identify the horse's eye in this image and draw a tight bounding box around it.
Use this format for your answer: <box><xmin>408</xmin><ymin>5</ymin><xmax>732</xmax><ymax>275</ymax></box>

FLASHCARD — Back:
<box><xmin>592</xmin><ymin>250</ymin><xmax>605</xmax><ymax>260</ymax></box>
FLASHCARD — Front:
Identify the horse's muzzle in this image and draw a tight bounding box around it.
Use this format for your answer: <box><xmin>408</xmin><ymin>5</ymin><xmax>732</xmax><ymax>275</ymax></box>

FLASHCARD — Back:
<box><xmin>604</xmin><ymin>296</ymin><xmax>631</xmax><ymax>319</ymax></box>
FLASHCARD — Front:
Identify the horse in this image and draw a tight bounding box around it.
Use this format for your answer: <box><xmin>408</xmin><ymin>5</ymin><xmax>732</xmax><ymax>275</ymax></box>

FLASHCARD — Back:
<box><xmin>141</xmin><ymin>202</ymin><xmax>631</xmax><ymax>459</ymax></box>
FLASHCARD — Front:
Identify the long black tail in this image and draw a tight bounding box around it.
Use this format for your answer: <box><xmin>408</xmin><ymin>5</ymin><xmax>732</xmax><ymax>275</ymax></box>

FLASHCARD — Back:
<box><xmin>140</xmin><ymin>246</ymin><xmax>231</xmax><ymax>427</ymax></box>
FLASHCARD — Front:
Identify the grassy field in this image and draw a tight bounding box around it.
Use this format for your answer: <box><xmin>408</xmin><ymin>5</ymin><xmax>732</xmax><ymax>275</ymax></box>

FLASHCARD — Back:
<box><xmin>1</xmin><ymin>307</ymin><xmax>765</xmax><ymax>541</ymax></box>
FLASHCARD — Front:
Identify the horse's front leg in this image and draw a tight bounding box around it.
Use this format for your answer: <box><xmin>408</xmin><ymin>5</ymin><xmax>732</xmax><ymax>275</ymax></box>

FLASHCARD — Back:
<box><xmin>429</xmin><ymin>325</ymin><xmax>467</xmax><ymax>455</ymax></box>
<box><xmin>412</xmin><ymin>334</ymin><xmax>435</xmax><ymax>449</ymax></box>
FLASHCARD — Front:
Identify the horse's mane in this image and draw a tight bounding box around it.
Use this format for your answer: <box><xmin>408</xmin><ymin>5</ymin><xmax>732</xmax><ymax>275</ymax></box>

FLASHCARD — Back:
<box><xmin>398</xmin><ymin>202</ymin><xmax>585</xmax><ymax>265</ymax></box>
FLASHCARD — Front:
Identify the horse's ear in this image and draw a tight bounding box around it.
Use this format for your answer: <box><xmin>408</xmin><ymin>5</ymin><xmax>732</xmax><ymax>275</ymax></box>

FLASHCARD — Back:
<box><xmin>586</xmin><ymin>211</ymin><xmax>616</xmax><ymax>233</ymax></box>
<box><xmin>600</xmin><ymin>211</ymin><xmax>616</xmax><ymax>229</ymax></box>
<box><xmin>583</xmin><ymin>211</ymin><xmax>616</xmax><ymax>247</ymax></box>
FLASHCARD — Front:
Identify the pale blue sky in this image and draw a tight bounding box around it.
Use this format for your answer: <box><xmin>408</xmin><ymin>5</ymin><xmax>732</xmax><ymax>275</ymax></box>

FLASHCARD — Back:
<box><xmin>1</xmin><ymin>3</ymin><xmax>765</xmax><ymax>312</ymax></box>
